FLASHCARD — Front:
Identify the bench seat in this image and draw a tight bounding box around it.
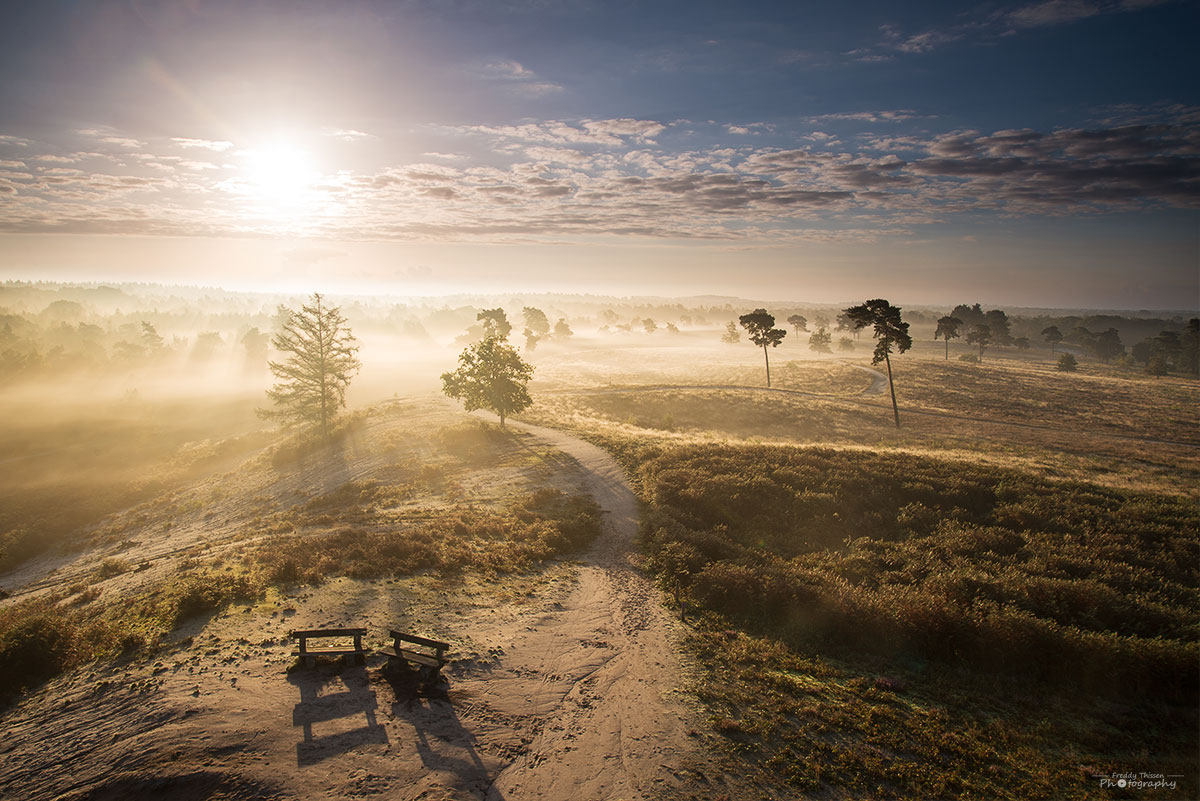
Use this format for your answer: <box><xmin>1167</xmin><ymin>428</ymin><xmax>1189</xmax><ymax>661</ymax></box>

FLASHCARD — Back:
<box><xmin>289</xmin><ymin>627</ymin><xmax>369</xmax><ymax>667</ymax></box>
<box><xmin>384</xmin><ymin>629</ymin><xmax>450</xmax><ymax>683</ymax></box>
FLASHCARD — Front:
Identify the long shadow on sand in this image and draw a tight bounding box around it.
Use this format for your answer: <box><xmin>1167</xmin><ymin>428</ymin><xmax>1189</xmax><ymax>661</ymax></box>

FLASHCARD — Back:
<box><xmin>382</xmin><ymin>667</ymin><xmax>494</xmax><ymax>798</ymax></box>
<box><xmin>289</xmin><ymin>664</ymin><xmax>388</xmax><ymax>767</ymax></box>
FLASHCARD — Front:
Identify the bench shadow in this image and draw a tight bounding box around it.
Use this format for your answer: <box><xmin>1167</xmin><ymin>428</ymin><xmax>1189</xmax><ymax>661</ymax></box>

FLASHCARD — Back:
<box><xmin>381</xmin><ymin>667</ymin><xmax>494</xmax><ymax>798</ymax></box>
<box><xmin>289</xmin><ymin>663</ymin><xmax>389</xmax><ymax>767</ymax></box>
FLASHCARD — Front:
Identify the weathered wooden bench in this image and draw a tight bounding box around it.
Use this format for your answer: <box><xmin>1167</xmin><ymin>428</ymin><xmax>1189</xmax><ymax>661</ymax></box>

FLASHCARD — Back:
<box><xmin>289</xmin><ymin>627</ymin><xmax>369</xmax><ymax>668</ymax></box>
<box><xmin>380</xmin><ymin>630</ymin><xmax>450</xmax><ymax>683</ymax></box>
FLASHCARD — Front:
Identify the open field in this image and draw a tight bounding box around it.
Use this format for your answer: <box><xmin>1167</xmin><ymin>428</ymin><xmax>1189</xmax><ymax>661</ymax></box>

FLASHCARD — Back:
<box><xmin>1</xmin><ymin>325</ymin><xmax>1197</xmax><ymax>800</ymax></box>
<box><xmin>515</xmin><ymin>340</ymin><xmax>1199</xmax><ymax>799</ymax></box>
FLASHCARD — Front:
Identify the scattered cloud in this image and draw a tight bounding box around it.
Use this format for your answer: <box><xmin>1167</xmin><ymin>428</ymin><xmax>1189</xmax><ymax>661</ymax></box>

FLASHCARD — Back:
<box><xmin>0</xmin><ymin>121</ymin><xmax>1194</xmax><ymax>244</ymax></box>
<box><xmin>812</xmin><ymin>110</ymin><xmax>919</xmax><ymax>123</ymax></box>
<box><xmin>321</xmin><ymin>128</ymin><xmax>377</xmax><ymax>142</ymax></box>
<box><xmin>474</xmin><ymin>59</ymin><xmax>564</xmax><ymax>96</ymax></box>
<box><xmin>857</xmin><ymin>0</ymin><xmax>1174</xmax><ymax>60</ymax></box>
<box><xmin>171</xmin><ymin>137</ymin><xmax>234</xmax><ymax>151</ymax></box>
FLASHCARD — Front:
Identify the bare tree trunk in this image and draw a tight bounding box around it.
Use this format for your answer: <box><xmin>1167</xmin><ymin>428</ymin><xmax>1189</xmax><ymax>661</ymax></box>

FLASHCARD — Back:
<box><xmin>884</xmin><ymin>353</ymin><xmax>900</xmax><ymax>428</ymax></box>
<box><xmin>499</xmin><ymin>411</ymin><xmax>506</xmax><ymax>428</ymax></box>
<box><xmin>763</xmin><ymin>345</ymin><xmax>771</xmax><ymax>388</ymax></box>
<box><xmin>944</xmin><ymin>337</ymin><xmax>949</xmax><ymax>360</ymax></box>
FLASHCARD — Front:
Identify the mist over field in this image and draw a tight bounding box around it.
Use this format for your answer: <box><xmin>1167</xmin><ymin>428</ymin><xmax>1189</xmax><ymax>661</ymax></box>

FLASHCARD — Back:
<box><xmin>2</xmin><ymin>0</ymin><xmax>1198</xmax><ymax>799</ymax></box>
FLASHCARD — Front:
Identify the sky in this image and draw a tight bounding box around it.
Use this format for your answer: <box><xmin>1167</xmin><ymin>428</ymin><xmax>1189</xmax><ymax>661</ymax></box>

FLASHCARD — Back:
<box><xmin>0</xmin><ymin>0</ymin><xmax>1196</xmax><ymax>308</ymax></box>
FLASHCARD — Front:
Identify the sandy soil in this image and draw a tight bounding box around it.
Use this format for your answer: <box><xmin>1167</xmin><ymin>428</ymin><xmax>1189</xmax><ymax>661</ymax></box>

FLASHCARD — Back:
<box><xmin>0</xmin><ymin>411</ymin><xmax>733</xmax><ymax>801</ymax></box>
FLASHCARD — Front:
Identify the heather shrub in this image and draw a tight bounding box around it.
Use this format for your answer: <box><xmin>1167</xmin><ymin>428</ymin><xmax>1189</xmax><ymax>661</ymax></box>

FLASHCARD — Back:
<box><xmin>639</xmin><ymin>444</ymin><xmax>1199</xmax><ymax>701</ymax></box>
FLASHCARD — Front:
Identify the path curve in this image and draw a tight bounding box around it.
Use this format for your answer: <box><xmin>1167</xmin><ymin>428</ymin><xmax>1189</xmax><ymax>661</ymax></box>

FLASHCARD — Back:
<box><xmin>473</xmin><ymin>412</ymin><xmax>711</xmax><ymax>801</ymax></box>
<box><xmin>843</xmin><ymin>361</ymin><xmax>889</xmax><ymax>395</ymax></box>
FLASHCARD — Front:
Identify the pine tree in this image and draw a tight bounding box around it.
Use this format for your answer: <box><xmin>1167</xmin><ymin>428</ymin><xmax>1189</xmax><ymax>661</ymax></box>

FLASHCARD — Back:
<box><xmin>845</xmin><ymin>299</ymin><xmax>913</xmax><ymax>428</ymax></box>
<box><xmin>738</xmin><ymin>309</ymin><xmax>787</xmax><ymax>387</ymax></box>
<box><xmin>260</xmin><ymin>293</ymin><xmax>361</xmax><ymax>438</ymax></box>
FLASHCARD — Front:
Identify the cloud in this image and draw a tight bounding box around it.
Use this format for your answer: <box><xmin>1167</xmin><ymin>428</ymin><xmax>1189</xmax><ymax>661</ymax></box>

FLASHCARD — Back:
<box><xmin>460</xmin><ymin>118</ymin><xmax>667</xmax><ymax>147</ymax></box>
<box><xmin>475</xmin><ymin>59</ymin><xmax>564</xmax><ymax>96</ymax></box>
<box><xmin>812</xmin><ymin>110</ymin><xmax>918</xmax><ymax>123</ymax></box>
<box><xmin>171</xmin><ymin>137</ymin><xmax>235</xmax><ymax>151</ymax></box>
<box><xmin>0</xmin><ymin>121</ymin><xmax>1194</xmax><ymax>245</ymax></box>
<box><xmin>321</xmin><ymin>128</ymin><xmax>376</xmax><ymax>142</ymax></box>
<box><xmin>859</xmin><ymin>0</ymin><xmax>1173</xmax><ymax>59</ymax></box>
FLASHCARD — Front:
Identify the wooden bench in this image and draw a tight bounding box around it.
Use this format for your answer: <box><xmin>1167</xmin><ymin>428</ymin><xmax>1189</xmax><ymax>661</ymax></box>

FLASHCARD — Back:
<box><xmin>380</xmin><ymin>630</ymin><xmax>450</xmax><ymax>683</ymax></box>
<box><xmin>289</xmin><ymin>627</ymin><xmax>369</xmax><ymax>668</ymax></box>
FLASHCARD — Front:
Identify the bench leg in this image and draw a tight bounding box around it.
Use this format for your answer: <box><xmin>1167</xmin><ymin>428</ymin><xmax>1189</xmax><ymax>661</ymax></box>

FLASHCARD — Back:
<box><xmin>304</xmin><ymin>654</ymin><xmax>315</xmax><ymax>669</ymax></box>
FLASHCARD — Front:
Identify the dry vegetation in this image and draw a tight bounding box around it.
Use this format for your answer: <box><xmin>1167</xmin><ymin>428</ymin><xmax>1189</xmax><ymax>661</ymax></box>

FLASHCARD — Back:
<box><xmin>0</xmin><ymin>402</ymin><xmax>600</xmax><ymax>706</ymax></box>
<box><xmin>1</xmin><ymin>285</ymin><xmax>1197</xmax><ymax>800</ymax></box>
<box><xmin>518</xmin><ymin>347</ymin><xmax>1199</xmax><ymax>800</ymax></box>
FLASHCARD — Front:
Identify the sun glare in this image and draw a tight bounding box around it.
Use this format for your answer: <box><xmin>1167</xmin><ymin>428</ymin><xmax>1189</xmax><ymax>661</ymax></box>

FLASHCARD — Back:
<box><xmin>242</xmin><ymin>141</ymin><xmax>317</xmax><ymax>201</ymax></box>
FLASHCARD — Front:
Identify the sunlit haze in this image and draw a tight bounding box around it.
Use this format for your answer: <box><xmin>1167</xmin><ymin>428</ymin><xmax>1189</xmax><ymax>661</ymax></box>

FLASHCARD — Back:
<box><xmin>0</xmin><ymin>1</ymin><xmax>1196</xmax><ymax>308</ymax></box>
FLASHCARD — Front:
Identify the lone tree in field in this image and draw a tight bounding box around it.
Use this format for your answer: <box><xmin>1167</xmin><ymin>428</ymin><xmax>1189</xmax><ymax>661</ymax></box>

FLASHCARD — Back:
<box><xmin>845</xmin><ymin>299</ymin><xmax>912</xmax><ymax>428</ymax></box>
<box><xmin>808</xmin><ymin>327</ymin><xmax>832</xmax><ymax>353</ymax></box>
<box><xmin>934</xmin><ymin>315</ymin><xmax>962</xmax><ymax>360</ymax></box>
<box><xmin>441</xmin><ymin>336</ymin><xmax>534</xmax><ymax>427</ymax></box>
<box><xmin>720</xmin><ymin>321</ymin><xmax>740</xmax><ymax>344</ymax></box>
<box><xmin>966</xmin><ymin>324</ymin><xmax>991</xmax><ymax>361</ymax></box>
<box><xmin>1041</xmin><ymin>325</ymin><xmax>1063</xmax><ymax>354</ymax></box>
<box><xmin>787</xmin><ymin>314</ymin><xmax>808</xmax><ymax>336</ymax></box>
<box><xmin>261</xmin><ymin>293</ymin><xmax>361</xmax><ymax>438</ymax></box>
<box><xmin>738</xmin><ymin>308</ymin><xmax>787</xmax><ymax>387</ymax></box>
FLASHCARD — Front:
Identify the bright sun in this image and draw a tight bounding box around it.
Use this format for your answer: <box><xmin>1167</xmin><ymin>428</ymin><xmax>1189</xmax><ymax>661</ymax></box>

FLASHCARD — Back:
<box><xmin>243</xmin><ymin>141</ymin><xmax>317</xmax><ymax>202</ymax></box>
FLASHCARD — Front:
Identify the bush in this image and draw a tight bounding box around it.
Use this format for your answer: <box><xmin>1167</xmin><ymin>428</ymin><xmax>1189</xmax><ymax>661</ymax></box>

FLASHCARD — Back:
<box><xmin>957</xmin><ymin>353</ymin><xmax>978</xmax><ymax>363</ymax></box>
<box><xmin>638</xmin><ymin>444</ymin><xmax>1199</xmax><ymax>701</ymax></box>
<box><xmin>1056</xmin><ymin>353</ymin><xmax>1078</xmax><ymax>372</ymax></box>
<box><xmin>0</xmin><ymin>601</ymin><xmax>78</xmax><ymax>698</ymax></box>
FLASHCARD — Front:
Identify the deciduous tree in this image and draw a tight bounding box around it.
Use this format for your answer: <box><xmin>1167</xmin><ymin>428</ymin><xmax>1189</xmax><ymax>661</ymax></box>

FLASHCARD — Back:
<box><xmin>966</xmin><ymin>324</ymin><xmax>991</xmax><ymax>361</ymax></box>
<box><xmin>787</xmin><ymin>314</ymin><xmax>808</xmax><ymax>336</ymax></box>
<box><xmin>720</xmin><ymin>321</ymin><xmax>740</xmax><ymax>344</ymax></box>
<box><xmin>260</xmin><ymin>293</ymin><xmax>361</xmax><ymax>438</ymax></box>
<box><xmin>845</xmin><ymin>299</ymin><xmax>912</xmax><ymax>428</ymax></box>
<box><xmin>522</xmin><ymin>306</ymin><xmax>549</xmax><ymax>351</ymax></box>
<box><xmin>808</xmin><ymin>327</ymin><xmax>832</xmax><ymax>353</ymax></box>
<box><xmin>738</xmin><ymin>308</ymin><xmax>787</xmax><ymax>387</ymax></box>
<box><xmin>1041</xmin><ymin>325</ymin><xmax>1063</xmax><ymax>354</ymax></box>
<box><xmin>441</xmin><ymin>336</ymin><xmax>534</xmax><ymax>427</ymax></box>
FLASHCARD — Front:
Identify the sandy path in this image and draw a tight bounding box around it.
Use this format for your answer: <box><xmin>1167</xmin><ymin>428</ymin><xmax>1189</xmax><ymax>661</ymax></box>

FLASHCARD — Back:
<box><xmin>842</xmin><ymin>362</ymin><xmax>889</xmax><ymax>395</ymax></box>
<box><xmin>0</xmin><ymin>411</ymin><xmax>727</xmax><ymax>801</ymax></box>
<box><xmin>475</xmin><ymin>415</ymin><xmax>705</xmax><ymax>800</ymax></box>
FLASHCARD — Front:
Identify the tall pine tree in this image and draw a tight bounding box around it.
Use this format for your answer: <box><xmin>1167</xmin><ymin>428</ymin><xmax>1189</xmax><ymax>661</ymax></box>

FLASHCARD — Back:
<box><xmin>260</xmin><ymin>293</ymin><xmax>361</xmax><ymax>438</ymax></box>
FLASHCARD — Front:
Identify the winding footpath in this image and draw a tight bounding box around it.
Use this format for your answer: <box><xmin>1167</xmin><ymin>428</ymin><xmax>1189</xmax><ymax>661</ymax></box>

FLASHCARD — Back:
<box><xmin>471</xmin><ymin>414</ymin><xmax>716</xmax><ymax>800</ymax></box>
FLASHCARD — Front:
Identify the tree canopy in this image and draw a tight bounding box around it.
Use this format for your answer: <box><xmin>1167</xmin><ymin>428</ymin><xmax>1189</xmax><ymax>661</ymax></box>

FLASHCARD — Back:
<box><xmin>260</xmin><ymin>293</ymin><xmax>361</xmax><ymax>438</ymax></box>
<box><xmin>934</xmin><ymin>315</ymin><xmax>962</xmax><ymax>360</ymax></box>
<box><xmin>521</xmin><ymin>306</ymin><xmax>549</xmax><ymax>350</ymax></box>
<box><xmin>738</xmin><ymin>308</ymin><xmax>787</xmax><ymax>387</ymax></box>
<box><xmin>966</xmin><ymin>324</ymin><xmax>991</xmax><ymax>360</ymax></box>
<box><xmin>844</xmin><ymin>299</ymin><xmax>912</xmax><ymax>428</ymax></box>
<box><xmin>1042</xmin><ymin>325</ymin><xmax>1063</xmax><ymax>354</ymax></box>
<box><xmin>441</xmin><ymin>336</ymin><xmax>534</xmax><ymax>427</ymax></box>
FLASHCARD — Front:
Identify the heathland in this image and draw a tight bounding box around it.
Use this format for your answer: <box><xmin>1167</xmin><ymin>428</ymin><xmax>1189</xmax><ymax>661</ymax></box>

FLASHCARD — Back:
<box><xmin>0</xmin><ymin>282</ymin><xmax>1196</xmax><ymax>801</ymax></box>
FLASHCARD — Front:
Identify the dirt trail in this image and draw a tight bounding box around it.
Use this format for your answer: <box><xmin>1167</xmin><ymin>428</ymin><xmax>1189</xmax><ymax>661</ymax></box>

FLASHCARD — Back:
<box><xmin>0</xmin><ymin>411</ymin><xmax>726</xmax><ymax>801</ymax></box>
<box><xmin>476</xmin><ymin>415</ymin><xmax>707</xmax><ymax>800</ymax></box>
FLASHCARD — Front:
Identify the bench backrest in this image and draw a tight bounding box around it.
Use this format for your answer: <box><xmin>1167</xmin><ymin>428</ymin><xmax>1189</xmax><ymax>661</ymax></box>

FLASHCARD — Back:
<box><xmin>390</xmin><ymin>630</ymin><xmax>449</xmax><ymax>653</ymax></box>
<box><xmin>289</xmin><ymin>628</ymin><xmax>368</xmax><ymax>638</ymax></box>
